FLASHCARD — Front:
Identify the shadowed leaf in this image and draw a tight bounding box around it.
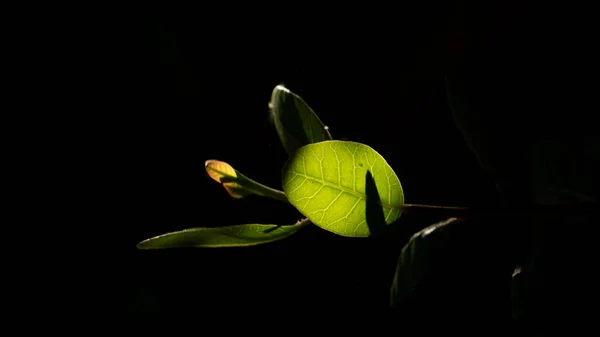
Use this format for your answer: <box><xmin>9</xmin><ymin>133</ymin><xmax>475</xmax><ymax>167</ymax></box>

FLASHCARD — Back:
<box><xmin>365</xmin><ymin>170</ymin><xmax>387</xmax><ymax>236</ymax></box>
<box><xmin>137</xmin><ymin>219</ymin><xmax>310</xmax><ymax>249</ymax></box>
<box><xmin>390</xmin><ymin>217</ymin><xmax>465</xmax><ymax>307</ymax></box>
<box><xmin>282</xmin><ymin>140</ymin><xmax>404</xmax><ymax>237</ymax></box>
<box><xmin>269</xmin><ymin>84</ymin><xmax>332</xmax><ymax>155</ymax></box>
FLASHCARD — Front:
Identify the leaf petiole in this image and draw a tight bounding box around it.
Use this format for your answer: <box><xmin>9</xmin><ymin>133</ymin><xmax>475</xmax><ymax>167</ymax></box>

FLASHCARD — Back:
<box><xmin>234</xmin><ymin>171</ymin><xmax>289</xmax><ymax>203</ymax></box>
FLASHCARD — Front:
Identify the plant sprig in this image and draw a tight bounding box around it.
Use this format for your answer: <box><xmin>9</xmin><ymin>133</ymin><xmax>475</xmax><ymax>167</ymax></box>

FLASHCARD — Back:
<box><xmin>139</xmin><ymin>84</ymin><xmax>597</xmax><ymax>248</ymax></box>
<box><xmin>137</xmin><ymin>84</ymin><xmax>598</xmax><ymax>308</ymax></box>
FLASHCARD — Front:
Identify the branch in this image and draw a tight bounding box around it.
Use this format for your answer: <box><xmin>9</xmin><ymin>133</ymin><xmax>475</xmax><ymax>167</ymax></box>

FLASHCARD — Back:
<box><xmin>401</xmin><ymin>202</ymin><xmax>600</xmax><ymax>219</ymax></box>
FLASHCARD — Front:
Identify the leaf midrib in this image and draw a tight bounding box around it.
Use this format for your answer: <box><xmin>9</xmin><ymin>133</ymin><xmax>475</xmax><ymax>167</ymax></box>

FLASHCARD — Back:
<box><xmin>289</xmin><ymin>171</ymin><xmax>402</xmax><ymax>209</ymax></box>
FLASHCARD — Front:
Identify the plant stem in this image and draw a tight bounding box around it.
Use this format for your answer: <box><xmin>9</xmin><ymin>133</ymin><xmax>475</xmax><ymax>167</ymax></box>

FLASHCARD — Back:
<box><xmin>237</xmin><ymin>173</ymin><xmax>289</xmax><ymax>203</ymax></box>
<box><xmin>401</xmin><ymin>202</ymin><xmax>599</xmax><ymax>219</ymax></box>
<box><xmin>401</xmin><ymin>204</ymin><xmax>472</xmax><ymax>218</ymax></box>
<box><xmin>231</xmin><ymin>170</ymin><xmax>599</xmax><ymax>218</ymax></box>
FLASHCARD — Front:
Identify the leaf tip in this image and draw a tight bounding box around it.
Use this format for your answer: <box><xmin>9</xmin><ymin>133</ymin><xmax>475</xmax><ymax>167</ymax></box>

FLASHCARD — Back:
<box><xmin>274</xmin><ymin>84</ymin><xmax>289</xmax><ymax>93</ymax></box>
<box><xmin>204</xmin><ymin>159</ymin><xmax>237</xmax><ymax>183</ymax></box>
<box><xmin>136</xmin><ymin>238</ymin><xmax>152</xmax><ymax>250</ymax></box>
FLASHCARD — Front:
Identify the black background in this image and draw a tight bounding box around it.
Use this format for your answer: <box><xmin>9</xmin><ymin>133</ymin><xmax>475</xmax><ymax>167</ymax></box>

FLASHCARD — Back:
<box><xmin>79</xmin><ymin>1</ymin><xmax>595</xmax><ymax>327</ymax></box>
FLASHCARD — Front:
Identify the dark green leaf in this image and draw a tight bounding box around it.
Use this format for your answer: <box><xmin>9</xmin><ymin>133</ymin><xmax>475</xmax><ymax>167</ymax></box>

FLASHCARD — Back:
<box><xmin>390</xmin><ymin>217</ymin><xmax>465</xmax><ymax>307</ymax></box>
<box><xmin>269</xmin><ymin>84</ymin><xmax>332</xmax><ymax>155</ymax></box>
<box><xmin>511</xmin><ymin>265</ymin><xmax>526</xmax><ymax>320</ymax></box>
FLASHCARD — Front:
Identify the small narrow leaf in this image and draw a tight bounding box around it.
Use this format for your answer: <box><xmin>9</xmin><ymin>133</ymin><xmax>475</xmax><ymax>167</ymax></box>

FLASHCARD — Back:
<box><xmin>390</xmin><ymin>217</ymin><xmax>465</xmax><ymax>307</ymax></box>
<box><xmin>282</xmin><ymin>140</ymin><xmax>404</xmax><ymax>237</ymax></box>
<box><xmin>137</xmin><ymin>219</ymin><xmax>310</xmax><ymax>249</ymax></box>
<box><xmin>205</xmin><ymin>160</ymin><xmax>288</xmax><ymax>202</ymax></box>
<box><xmin>269</xmin><ymin>84</ymin><xmax>332</xmax><ymax>155</ymax></box>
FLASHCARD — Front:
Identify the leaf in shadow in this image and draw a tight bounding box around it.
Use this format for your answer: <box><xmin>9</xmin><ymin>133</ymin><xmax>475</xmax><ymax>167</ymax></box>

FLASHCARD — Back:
<box><xmin>269</xmin><ymin>84</ymin><xmax>332</xmax><ymax>155</ymax></box>
<box><xmin>365</xmin><ymin>170</ymin><xmax>387</xmax><ymax>237</ymax></box>
<box><xmin>511</xmin><ymin>265</ymin><xmax>526</xmax><ymax>321</ymax></box>
<box><xmin>390</xmin><ymin>217</ymin><xmax>466</xmax><ymax>307</ymax></box>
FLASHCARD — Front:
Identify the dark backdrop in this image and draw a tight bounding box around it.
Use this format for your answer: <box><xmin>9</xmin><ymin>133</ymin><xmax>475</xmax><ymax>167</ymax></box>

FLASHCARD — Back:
<box><xmin>82</xmin><ymin>2</ymin><xmax>595</xmax><ymax>327</ymax></box>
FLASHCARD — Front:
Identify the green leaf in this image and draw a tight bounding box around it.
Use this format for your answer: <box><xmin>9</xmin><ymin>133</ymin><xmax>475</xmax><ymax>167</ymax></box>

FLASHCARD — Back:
<box><xmin>390</xmin><ymin>217</ymin><xmax>464</xmax><ymax>307</ymax></box>
<box><xmin>269</xmin><ymin>84</ymin><xmax>332</xmax><ymax>155</ymax></box>
<box><xmin>205</xmin><ymin>160</ymin><xmax>288</xmax><ymax>202</ymax></box>
<box><xmin>137</xmin><ymin>218</ymin><xmax>310</xmax><ymax>249</ymax></box>
<box><xmin>281</xmin><ymin>140</ymin><xmax>404</xmax><ymax>237</ymax></box>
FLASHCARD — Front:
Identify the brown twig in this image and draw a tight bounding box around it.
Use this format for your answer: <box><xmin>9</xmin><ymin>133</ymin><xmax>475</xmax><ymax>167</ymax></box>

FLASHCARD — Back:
<box><xmin>401</xmin><ymin>202</ymin><xmax>600</xmax><ymax>219</ymax></box>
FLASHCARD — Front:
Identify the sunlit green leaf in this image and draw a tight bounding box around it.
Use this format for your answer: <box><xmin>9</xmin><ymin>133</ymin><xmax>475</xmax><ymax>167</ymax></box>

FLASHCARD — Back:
<box><xmin>269</xmin><ymin>84</ymin><xmax>332</xmax><ymax>155</ymax></box>
<box><xmin>282</xmin><ymin>140</ymin><xmax>404</xmax><ymax>237</ymax></box>
<box><xmin>390</xmin><ymin>217</ymin><xmax>464</xmax><ymax>307</ymax></box>
<box><xmin>137</xmin><ymin>218</ymin><xmax>310</xmax><ymax>249</ymax></box>
<box><xmin>205</xmin><ymin>160</ymin><xmax>288</xmax><ymax>202</ymax></box>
